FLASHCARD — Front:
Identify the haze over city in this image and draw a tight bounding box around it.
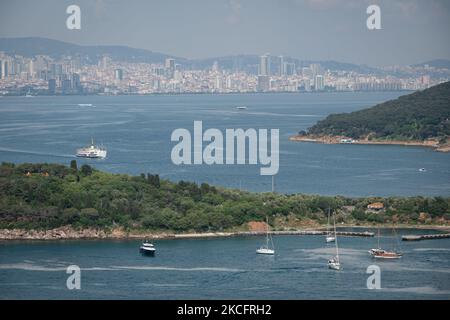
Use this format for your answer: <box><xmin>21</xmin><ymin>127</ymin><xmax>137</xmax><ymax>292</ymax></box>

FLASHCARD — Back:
<box><xmin>1</xmin><ymin>0</ymin><xmax>450</xmax><ymax>66</ymax></box>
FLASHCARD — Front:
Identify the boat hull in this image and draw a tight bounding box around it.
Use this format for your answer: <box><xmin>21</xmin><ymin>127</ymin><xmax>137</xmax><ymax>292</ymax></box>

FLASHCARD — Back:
<box><xmin>328</xmin><ymin>262</ymin><xmax>341</xmax><ymax>270</ymax></box>
<box><xmin>140</xmin><ymin>248</ymin><xmax>156</xmax><ymax>256</ymax></box>
<box><xmin>372</xmin><ymin>254</ymin><xmax>402</xmax><ymax>259</ymax></box>
<box><xmin>256</xmin><ymin>248</ymin><xmax>275</xmax><ymax>255</ymax></box>
<box><xmin>326</xmin><ymin>236</ymin><xmax>335</xmax><ymax>243</ymax></box>
<box><xmin>369</xmin><ymin>248</ymin><xmax>402</xmax><ymax>259</ymax></box>
<box><xmin>76</xmin><ymin>153</ymin><xmax>107</xmax><ymax>159</ymax></box>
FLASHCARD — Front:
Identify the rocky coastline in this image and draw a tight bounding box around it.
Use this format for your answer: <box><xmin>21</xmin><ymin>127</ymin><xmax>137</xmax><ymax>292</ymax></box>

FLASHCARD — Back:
<box><xmin>289</xmin><ymin>134</ymin><xmax>450</xmax><ymax>152</ymax></box>
<box><xmin>1</xmin><ymin>224</ymin><xmax>448</xmax><ymax>241</ymax></box>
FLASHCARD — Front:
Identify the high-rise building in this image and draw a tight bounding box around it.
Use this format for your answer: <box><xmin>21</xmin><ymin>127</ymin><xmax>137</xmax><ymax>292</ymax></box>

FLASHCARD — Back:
<box><xmin>28</xmin><ymin>59</ymin><xmax>34</xmax><ymax>79</ymax></box>
<box><xmin>278</xmin><ymin>56</ymin><xmax>285</xmax><ymax>76</ymax></box>
<box><xmin>304</xmin><ymin>79</ymin><xmax>311</xmax><ymax>92</ymax></box>
<box><xmin>315</xmin><ymin>75</ymin><xmax>324</xmax><ymax>91</ymax></box>
<box><xmin>310</xmin><ymin>63</ymin><xmax>323</xmax><ymax>78</ymax></box>
<box><xmin>72</xmin><ymin>73</ymin><xmax>82</xmax><ymax>93</ymax></box>
<box><xmin>215</xmin><ymin>75</ymin><xmax>223</xmax><ymax>91</ymax></box>
<box><xmin>100</xmin><ymin>56</ymin><xmax>110</xmax><ymax>69</ymax></box>
<box><xmin>48</xmin><ymin>79</ymin><xmax>56</xmax><ymax>95</ymax></box>
<box><xmin>285</xmin><ymin>63</ymin><xmax>296</xmax><ymax>76</ymax></box>
<box><xmin>302</xmin><ymin>67</ymin><xmax>313</xmax><ymax>78</ymax></box>
<box><xmin>212</xmin><ymin>61</ymin><xmax>219</xmax><ymax>72</ymax></box>
<box><xmin>165</xmin><ymin>58</ymin><xmax>175</xmax><ymax>79</ymax></box>
<box><xmin>61</xmin><ymin>79</ymin><xmax>72</xmax><ymax>94</ymax></box>
<box><xmin>114</xmin><ymin>69</ymin><xmax>123</xmax><ymax>81</ymax></box>
<box><xmin>257</xmin><ymin>75</ymin><xmax>270</xmax><ymax>92</ymax></box>
<box><xmin>1</xmin><ymin>60</ymin><xmax>9</xmax><ymax>78</ymax></box>
<box><xmin>259</xmin><ymin>54</ymin><xmax>270</xmax><ymax>76</ymax></box>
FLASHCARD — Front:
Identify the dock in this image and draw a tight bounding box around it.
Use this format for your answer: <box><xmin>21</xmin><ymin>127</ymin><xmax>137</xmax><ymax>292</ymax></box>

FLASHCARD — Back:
<box><xmin>241</xmin><ymin>230</ymin><xmax>374</xmax><ymax>237</ymax></box>
<box><xmin>402</xmin><ymin>233</ymin><xmax>450</xmax><ymax>241</ymax></box>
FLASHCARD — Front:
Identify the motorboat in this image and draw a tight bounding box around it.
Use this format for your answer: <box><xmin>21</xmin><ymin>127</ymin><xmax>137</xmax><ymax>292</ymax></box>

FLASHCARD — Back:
<box><xmin>139</xmin><ymin>241</ymin><xmax>156</xmax><ymax>256</ymax></box>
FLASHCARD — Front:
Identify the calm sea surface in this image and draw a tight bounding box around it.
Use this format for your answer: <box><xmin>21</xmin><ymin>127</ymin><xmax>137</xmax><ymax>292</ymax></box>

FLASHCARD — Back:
<box><xmin>0</xmin><ymin>92</ymin><xmax>449</xmax><ymax>196</ymax></box>
<box><xmin>0</xmin><ymin>229</ymin><xmax>449</xmax><ymax>299</ymax></box>
<box><xmin>0</xmin><ymin>93</ymin><xmax>449</xmax><ymax>299</ymax></box>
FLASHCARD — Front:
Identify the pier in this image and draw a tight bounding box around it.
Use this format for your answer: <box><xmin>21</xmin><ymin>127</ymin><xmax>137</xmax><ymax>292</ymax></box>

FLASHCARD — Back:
<box><xmin>241</xmin><ymin>230</ymin><xmax>374</xmax><ymax>237</ymax></box>
<box><xmin>402</xmin><ymin>233</ymin><xmax>450</xmax><ymax>241</ymax></box>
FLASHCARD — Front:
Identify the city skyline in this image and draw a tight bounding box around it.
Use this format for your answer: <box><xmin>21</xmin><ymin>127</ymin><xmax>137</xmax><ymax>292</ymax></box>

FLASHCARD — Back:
<box><xmin>0</xmin><ymin>47</ymin><xmax>441</xmax><ymax>96</ymax></box>
<box><xmin>1</xmin><ymin>0</ymin><xmax>450</xmax><ymax>66</ymax></box>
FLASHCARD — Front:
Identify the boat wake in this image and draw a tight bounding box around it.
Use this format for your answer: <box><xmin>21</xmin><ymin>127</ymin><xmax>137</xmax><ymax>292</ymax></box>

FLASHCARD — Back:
<box><xmin>0</xmin><ymin>147</ymin><xmax>74</xmax><ymax>158</ymax></box>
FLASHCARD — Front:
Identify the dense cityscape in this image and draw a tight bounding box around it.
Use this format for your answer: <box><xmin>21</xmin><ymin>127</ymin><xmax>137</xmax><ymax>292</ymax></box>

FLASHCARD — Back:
<box><xmin>0</xmin><ymin>51</ymin><xmax>448</xmax><ymax>96</ymax></box>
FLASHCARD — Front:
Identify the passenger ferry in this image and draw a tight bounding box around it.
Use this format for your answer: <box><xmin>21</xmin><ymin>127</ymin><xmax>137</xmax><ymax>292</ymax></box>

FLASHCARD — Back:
<box><xmin>76</xmin><ymin>138</ymin><xmax>107</xmax><ymax>159</ymax></box>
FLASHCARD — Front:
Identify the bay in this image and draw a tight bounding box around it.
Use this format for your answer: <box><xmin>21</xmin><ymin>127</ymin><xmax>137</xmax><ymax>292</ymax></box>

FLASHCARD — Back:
<box><xmin>0</xmin><ymin>92</ymin><xmax>449</xmax><ymax>197</ymax></box>
<box><xmin>0</xmin><ymin>229</ymin><xmax>449</xmax><ymax>299</ymax></box>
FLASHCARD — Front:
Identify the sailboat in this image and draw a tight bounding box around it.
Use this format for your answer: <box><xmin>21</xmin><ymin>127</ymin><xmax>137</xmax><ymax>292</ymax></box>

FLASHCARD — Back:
<box><xmin>327</xmin><ymin>212</ymin><xmax>341</xmax><ymax>270</ymax></box>
<box><xmin>256</xmin><ymin>216</ymin><xmax>275</xmax><ymax>255</ymax></box>
<box><xmin>369</xmin><ymin>226</ymin><xmax>402</xmax><ymax>259</ymax></box>
<box><xmin>325</xmin><ymin>208</ymin><xmax>336</xmax><ymax>243</ymax></box>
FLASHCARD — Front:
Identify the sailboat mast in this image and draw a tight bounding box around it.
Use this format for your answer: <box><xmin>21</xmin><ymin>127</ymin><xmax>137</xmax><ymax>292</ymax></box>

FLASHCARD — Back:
<box><xmin>333</xmin><ymin>211</ymin><xmax>339</xmax><ymax>261</ymax></box>
<box><xmin>326</xmin><ymin>208</ymin><xmax>330</xmax><ymax>236</ymax></box>
<box><xmin>377</xmin><ymin>227</ymin><xmax>380</xmax><ymax>249</ymax></box>
<box><xmin>266</xmin><ymin>216</ymin><xmax>269</xmax><ymax>247</ymax></box>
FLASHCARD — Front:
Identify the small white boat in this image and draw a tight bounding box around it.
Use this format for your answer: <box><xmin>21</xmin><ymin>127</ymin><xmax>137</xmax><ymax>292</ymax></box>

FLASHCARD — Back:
<box><xmin>139</xmin><ymin>241</ymin><xmax>156</xmax><ymax>256</ymax></box>
<box><xmin>328</xmin><ymin>257</ymin><xmax>341</xmax><ymax>270</ymax></box>
<box><xmin>419</xmin><ymin>168</ymin><xmax>426</xmax><ymax>172</ymax></box>
<box><xmin>256</xmin><ymin>247</ymin><xmax>275</xmax><ymax>255</ymax></box>
<box><xmin>236</xmin><ymin>106</ymin><xmax>247</xmax><ymax>110</ymax></box>
<box><xmin>256</xmin><ymin>216</ymin><xmax>275</xmax><ymax>255</ymax></box>
<box><xmin>78</xmin><ymin>103</ymin><xmax>94</xmax><ymax>107</ymax></box>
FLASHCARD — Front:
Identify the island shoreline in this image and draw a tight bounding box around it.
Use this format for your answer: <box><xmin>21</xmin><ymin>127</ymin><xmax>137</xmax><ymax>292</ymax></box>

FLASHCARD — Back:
<box><xmin>1</xmin><ymin>224</ymin><xmax>449</xmax><ymax>241</ymax></box>
<box><xmin>289</xmin><ymin>134</ymin><xmax>450</xmax><ymax>152</ymax></box>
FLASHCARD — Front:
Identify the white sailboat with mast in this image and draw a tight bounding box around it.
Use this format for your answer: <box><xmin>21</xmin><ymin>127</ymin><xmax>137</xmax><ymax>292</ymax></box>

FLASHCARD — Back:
<box><xmin>327</xmin><ymin>211</ymin><xmax>341</xmax><ymax>270</ymax></box>
<box><xmin>256</xmin><ymin>216</ymin><xmax>275</xmax><ymax>255</ymax></box>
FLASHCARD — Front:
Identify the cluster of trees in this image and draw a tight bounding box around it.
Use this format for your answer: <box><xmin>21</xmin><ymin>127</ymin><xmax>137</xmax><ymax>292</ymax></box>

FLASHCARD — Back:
<box><xmin>308</xmin><ymin>81</ymin><xmax>450</xmax><ymax>141</ymax></box>
<box><xmin>0</xmin><ymin>162</ymin><xmax>448</xmax><ymax>231</ymax></box>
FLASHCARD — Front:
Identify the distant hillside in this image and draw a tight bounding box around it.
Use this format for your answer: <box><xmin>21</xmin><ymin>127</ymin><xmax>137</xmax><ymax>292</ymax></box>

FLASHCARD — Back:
<box><xmin>307</xmin><ymin>81</ymin><xmax>450</xmax><ymax>141</ymax></box>
<box><xmin>190</xmin><ymin>55</ymin><xmax>379</xmax><ymax>73</ymax></box>
<box><xmin>413</xmin><ymin>59</ymin><xmax>450</xmax><ymax>69</ymax></box>
<box><xmin>0</xmin><ymin>37</ymin><xmax>181</xmax><ymax>64</ymax></box>
<box><xmin>0</xmin><ymin>37</ymin><xmax>380</xmax><ymax>73</ymax></box>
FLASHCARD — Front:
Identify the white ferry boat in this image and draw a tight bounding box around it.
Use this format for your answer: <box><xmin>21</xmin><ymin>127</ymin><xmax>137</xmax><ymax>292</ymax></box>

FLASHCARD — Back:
<box><xmin>76</xmin><ymin>138</ymin><xmax>107</xmax><ymax>159</ymax></box>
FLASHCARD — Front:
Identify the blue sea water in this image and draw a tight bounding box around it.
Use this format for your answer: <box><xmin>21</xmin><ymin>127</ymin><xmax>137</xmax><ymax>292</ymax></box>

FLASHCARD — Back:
<box><xmin>0</xmin><ymin>92</ymin><xmax>449</xmax><ymax>197</ymax></box>
<box><xmin>0</xmin><ymin>229</ymin><xmax>449</xmax><ymax>299</ymax></box>
<box><xmin>0</xmin><ymin>93</ymin><xmax>449</xmax><ymax>299</ymax></box>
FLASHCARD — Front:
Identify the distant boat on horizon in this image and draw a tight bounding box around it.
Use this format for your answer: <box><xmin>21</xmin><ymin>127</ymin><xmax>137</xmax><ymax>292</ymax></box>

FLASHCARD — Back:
<box><xmin>236</xmin><ymin>106</ymin><xmax>247</xmax><ymax>110</ymax></box>
<box><xmin>78</xmin><ymin>103</ymin><xmax>94</xmax><ymax>107</ymax></box>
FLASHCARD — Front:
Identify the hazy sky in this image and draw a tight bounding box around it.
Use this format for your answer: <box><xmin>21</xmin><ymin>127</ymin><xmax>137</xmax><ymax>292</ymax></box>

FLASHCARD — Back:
<box><xmin>0</xmin><ymin>0</ymin><xmax>449</xmax><ymax>66</ymax></box>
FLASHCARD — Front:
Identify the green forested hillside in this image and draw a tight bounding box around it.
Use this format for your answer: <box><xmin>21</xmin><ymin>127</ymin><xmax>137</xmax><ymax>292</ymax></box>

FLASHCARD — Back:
<box><xmin>0</xmin><ymin>162</ymin><xmax>448</xmax><ymax>231</ymax></box>
<box><xmin>308</xmin><ymin>81</ymin><xmax>450</xmax><ymax>141</ymax></box>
